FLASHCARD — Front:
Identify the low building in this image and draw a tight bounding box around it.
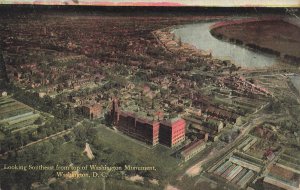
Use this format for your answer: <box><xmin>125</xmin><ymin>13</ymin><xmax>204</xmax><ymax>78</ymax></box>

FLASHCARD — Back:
<box><xmin>159</xmin><ymin>118</ymin><xmax>186</xmax><ymax>148</ymax></box>
<box><xmin>180</xmin><ymin>134</ymin><xmax>208</xmax><ymax>162</ymax></box>
<box><xmin>185</xmin><ymin>107</ymin><xmax>202</xmax><ymax>117</ymax></box>
<box><xmin>82</xmin><ymin>103</ymin><xmax>102</xmax><ymax>120</ymax></box>
<box><xmin>183</xmin><ymin>116</ymin><xmax>221</xmax><ymax>141</ymax></box>
<box><xmin>265</xmin><ymin>150</ymin><xmax>275</xmax><ymax>161</ymax></box>
<box><xmin>263</xmin><ymin>175</ymin><xmax>300</xmax><ymax>190</ymax></box>
<box><xmin>34</xmin><ymin>91</ymin><xmax>46</xmax><ymax>98</ymax></box>
<box><xmin>204</xmin><ymin>118</ymin><xmax>224</xmax><ymax>133</ymax></box>
<box><xmin>263</xmin><ymin>164</ymin><xmax>300</xmax><ymax>190</ymax></box>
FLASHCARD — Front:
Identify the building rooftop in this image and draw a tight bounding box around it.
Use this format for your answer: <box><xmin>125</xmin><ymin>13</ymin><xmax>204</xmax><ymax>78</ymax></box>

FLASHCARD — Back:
<box><xmin>181</xmin><ymin>139</ymin><xmax>205</xmax><ymax>157</ymax></box>
<box><xmin>160</xmin><ymin>118</ymin><xmax>185</xmax><ymax>127</ymax></box>
<box><xmin>136</xmin><ymin>117</ymin><xmax>159</xmax><ymax>126</ymax></box>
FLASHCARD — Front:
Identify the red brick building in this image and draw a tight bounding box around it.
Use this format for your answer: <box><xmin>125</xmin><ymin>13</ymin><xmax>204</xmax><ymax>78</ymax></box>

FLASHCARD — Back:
<box><xmin>135</xmin><ymin>118</ymin><xmax>159</xmax><ymax>145</ymax></box>
<box><xmin>116</xmin><ymin>111</ymin><xmax>136</xmax><ymax>135</ymax></box>
<box><xmin>111</xmin><ymin>99</ymin><xmax>185</xmax><ymax>147</ymax></box>
<box><xmin>115</xmin><ymin>111</ymin><xmax>159</xmax><ymax>146</ymax></box>
<box><xmin>159</xmin><ymin>118</ymin><xmax>186</xmax><ymax>148</ymax></box>
<box><xmin>82</xmin><ymin>103</ymin><xmax>102</xmax><ymax>120</ymax></box>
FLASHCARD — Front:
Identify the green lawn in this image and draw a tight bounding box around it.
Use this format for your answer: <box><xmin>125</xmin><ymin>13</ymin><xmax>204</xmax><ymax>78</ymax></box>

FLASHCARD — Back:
<box><xmin>92</xmin><ymin>126</ymin><xmax>181</xmax><ymax>179</ymax></box>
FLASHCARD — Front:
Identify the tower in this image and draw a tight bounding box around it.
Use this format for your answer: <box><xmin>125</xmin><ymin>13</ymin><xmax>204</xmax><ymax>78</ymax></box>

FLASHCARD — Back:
<box><xmin>111</xmin><ymin>98</ymin><xmax>120</xmax><ymax>124</ymax></box>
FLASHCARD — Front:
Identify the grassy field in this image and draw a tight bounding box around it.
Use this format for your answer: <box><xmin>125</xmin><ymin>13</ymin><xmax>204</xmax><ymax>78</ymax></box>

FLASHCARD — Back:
<box><xmin>15</xmin><ymin>130</ymin><xmax>167</xmax><ymax>189</ymax></box>
<box><xmin>92</xmin><ymin>126</ymin><xmax>181</xmax><ymax>179</ymax></box>
<box><xmin>49</xmin><ymin>140</ymin><xmax>164</xmax><ymax>190</ymax></box>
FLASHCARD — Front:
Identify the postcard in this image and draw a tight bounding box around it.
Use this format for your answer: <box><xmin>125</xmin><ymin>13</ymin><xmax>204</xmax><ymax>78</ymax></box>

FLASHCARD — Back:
<box><xmin>0</xmin><ymin>3</ymin><xmax>299</xmax><ymax>190</ymax></box>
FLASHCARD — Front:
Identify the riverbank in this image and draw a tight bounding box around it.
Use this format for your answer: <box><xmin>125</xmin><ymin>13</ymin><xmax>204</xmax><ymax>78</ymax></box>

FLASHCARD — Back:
<box><xmin>153</xmin><ymin>26</ymin><xmax>212</xmax><ymax>58</ymax></box>
<box><xmin>169</xmin><ymin>21</ymin><xmax>280</xmax><ymax>69</ymax></box>
<box><xmin>210</xmin><ymin>18</ymin><xmax>300</xmax><ymax>65</ymax></box>
<box><xmin>153</xmin><ymin>23</ymin><xmax>243</xmax><ymax>72</ymax></box>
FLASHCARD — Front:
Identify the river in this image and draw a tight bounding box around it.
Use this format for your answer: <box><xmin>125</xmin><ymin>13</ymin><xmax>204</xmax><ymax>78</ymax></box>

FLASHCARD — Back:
<box><xmin>172</xmin><ymin>22</ymin><xmax>280</xmax><ymax>69</ymax></box>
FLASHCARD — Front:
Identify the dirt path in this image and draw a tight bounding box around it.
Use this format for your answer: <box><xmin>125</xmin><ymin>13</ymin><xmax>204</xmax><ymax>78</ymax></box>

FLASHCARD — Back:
<box><xmin>0</xmin><ymin>129</ymin><xmax>72</xmax><ymax>157</ymax></box>
<box><xmin>0</xmin><ymin>120</ymin><xmax>83</xmax><ymax>157</ymax></box>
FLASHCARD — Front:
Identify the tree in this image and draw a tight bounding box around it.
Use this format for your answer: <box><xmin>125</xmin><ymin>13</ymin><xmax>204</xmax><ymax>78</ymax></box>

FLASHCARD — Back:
<box><xmin>74</xmin><ymin>125</ymin><xmax>88</xmax><ymax>142</ymax></box>
<box><xmin>267</xmin><ymin>98</ymin><xmax>281</xmax><ymax>113</ymax></box>
<box><xmin>34</xmin><ymin>117</ymin><xmax>43</xmax><ymax>125</ymax></box>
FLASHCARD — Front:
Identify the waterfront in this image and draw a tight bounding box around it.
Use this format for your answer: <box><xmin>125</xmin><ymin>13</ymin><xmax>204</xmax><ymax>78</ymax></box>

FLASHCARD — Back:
<box><xmin>173</xmin><ymin>21</ymin><xmax>280</xmax><ymax>69</ymax></box>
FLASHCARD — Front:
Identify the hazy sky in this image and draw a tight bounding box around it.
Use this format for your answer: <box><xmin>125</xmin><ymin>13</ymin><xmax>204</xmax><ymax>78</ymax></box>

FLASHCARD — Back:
<box><xmin>0</xmin><ymin>0</ymin><xmax>300</xmax><ymax>7</ymax></box>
